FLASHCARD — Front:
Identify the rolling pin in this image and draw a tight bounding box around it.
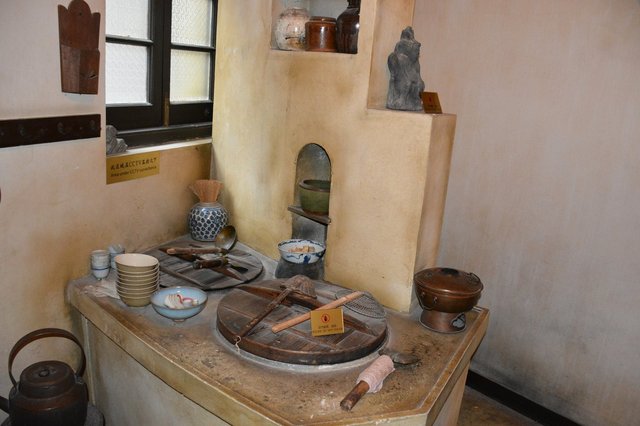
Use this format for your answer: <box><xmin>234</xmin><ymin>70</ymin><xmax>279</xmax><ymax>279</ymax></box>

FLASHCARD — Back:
<box><xmin>271</xmin><ymin>291</ymin><xmax>365</xmax><ymax>333</ymax></box>
<box><xmin>340</xmin><ymin>355</ymin><xmax>395</xmax><ymax>411</ymax></box>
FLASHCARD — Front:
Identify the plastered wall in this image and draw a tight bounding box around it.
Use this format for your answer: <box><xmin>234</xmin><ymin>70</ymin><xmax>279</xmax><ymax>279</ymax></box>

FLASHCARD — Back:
<box><xmin>0</xmin><ymin>1</ymin><xmax>210</xmax><ymax>419</ymax></box>
<box><xmin>414</xmin><ymin>1</ymin><xmax>640</xmax><ymax>425</ymax></box>
<box><xmin>212</xmin><ymin>0</ymin><xmax>455</xmax><ymax>312</ymax></box>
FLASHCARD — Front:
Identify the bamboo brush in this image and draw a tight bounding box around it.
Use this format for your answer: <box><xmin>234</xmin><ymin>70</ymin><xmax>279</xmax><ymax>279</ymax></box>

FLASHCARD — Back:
<box><xmin>189</xmin><ymin>179</ymin><xmax>223</xmax><ymax>203</ymax></box>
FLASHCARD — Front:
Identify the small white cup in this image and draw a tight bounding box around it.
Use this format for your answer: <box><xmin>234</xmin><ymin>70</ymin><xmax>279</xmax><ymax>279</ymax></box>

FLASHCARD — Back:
<box><xmin>108</xmin><ymin>244</ymin><xmax>125</xmax><ymax>269</ymax></box>
<box><xmin>91</xmin><ymin>250</ymin><xmax>110</xmax><ymax>269</ymax></box>
<box><xmin>92</xmin><ymin>267</ymin><xmax>109</xmax><ymax>280</ymax></box>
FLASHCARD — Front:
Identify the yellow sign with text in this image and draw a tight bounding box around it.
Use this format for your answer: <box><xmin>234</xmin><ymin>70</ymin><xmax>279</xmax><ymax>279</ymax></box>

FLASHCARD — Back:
<box><xmin>310</xmin><ymin>308</ymin><xmax>345</xmax><ymax>337</ymax></box>
<box><xmin>106</xmin><ymin>152</ymin><xmax>160</xmax><ymax>184</ymax></box>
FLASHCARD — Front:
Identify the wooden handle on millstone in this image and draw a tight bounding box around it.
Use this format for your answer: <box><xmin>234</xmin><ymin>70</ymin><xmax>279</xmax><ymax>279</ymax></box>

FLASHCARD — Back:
<box><xmin>271</xmin><ymin>291</ymin><xmax>365</xmax><ymax>333</ymax></box>
<box><xmin>340</xmin><ymin>381</ymin><xmax>370</xmax><ymax>411</ymax></box>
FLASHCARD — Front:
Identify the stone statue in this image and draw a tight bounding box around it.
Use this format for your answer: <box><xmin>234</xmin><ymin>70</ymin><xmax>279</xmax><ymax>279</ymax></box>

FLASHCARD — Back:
<box><xmin>386</xmin><ymin>27</ymin><xmax>425</xmax><ymax>111</ymax></box>
<box><xmin>105</xmin><ymin>125</ymin><xmax>127</xmax><ymax>155</ymax></box>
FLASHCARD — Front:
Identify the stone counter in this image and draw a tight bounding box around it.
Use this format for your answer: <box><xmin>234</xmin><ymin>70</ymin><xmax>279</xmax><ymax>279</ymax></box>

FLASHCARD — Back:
<box><xmin>67</xmin><ymin>248</ymin><xmax>488</xmax><ymax>425</ymax></box>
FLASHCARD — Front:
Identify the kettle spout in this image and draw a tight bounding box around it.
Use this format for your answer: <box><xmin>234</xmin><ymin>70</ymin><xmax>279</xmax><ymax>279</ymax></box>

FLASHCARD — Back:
<box><xmin>0</xmin><ymin>395</ymin><xmax>8</xmax><ymax>413</ymax></box>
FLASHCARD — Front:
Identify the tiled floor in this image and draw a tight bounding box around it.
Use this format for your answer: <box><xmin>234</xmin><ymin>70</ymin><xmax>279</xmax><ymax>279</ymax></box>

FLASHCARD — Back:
<box><xmin>458</xmin><ymin>387</ymin><xmax>542</xmax><ymax>425</ymax></box>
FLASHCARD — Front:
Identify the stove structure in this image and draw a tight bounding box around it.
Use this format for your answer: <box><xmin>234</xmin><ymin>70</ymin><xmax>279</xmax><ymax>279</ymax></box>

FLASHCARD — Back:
<box><xmin>67</xmin><ymin>251</ymin><xmax>489</xmax><ymax>425</ymax></box>
<box><xmin>212</xmin><ymin>0</ymin><xmax>456</xmax><ymax>313</ymax></box>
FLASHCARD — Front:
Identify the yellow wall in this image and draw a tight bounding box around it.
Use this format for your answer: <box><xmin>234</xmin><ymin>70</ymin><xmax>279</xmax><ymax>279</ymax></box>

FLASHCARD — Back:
<box><xmin>0</xmin><ymin>1</ymin><xmax>210</xmax><ymax>418</ymax></box>
<box><xmin>213</xmin><ymin>0</ymin><xmax>454</xmax><ymax>311</ymax></box>
<box><xmin>415</xmin><ymin>1</ymin><xmax>640</xmax><ymax>425</ymax></box>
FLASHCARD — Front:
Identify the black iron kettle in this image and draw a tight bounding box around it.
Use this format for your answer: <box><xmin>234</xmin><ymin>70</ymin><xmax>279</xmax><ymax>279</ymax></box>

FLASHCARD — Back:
<box><xmin>0</xmin><ymin>328</ymin><xmax>88</xmax><ymax>426</ymax></box>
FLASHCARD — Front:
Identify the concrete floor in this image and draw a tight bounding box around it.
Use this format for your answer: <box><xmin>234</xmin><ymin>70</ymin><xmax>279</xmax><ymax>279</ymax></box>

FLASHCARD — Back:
<box><xmin>458</xmin><ymin>387</ymin><xmax>542</xmax><ymax>426</ymax></box>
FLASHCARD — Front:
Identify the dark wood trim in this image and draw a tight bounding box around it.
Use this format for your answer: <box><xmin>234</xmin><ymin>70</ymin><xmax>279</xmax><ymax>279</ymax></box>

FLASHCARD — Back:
<box><xmin>0</xmin><ymin>114</ymin><xmax>101</xmax><ymax>148</ymax></box>
<box><xmin>115</xmin><ymin>123</ymin><xmax>211</xmax><ymax>147</ymax></box>
<box><xmin>466</xmin><ymin>370</ymin><xmax>581</xmax><ymax>426</ymax></box>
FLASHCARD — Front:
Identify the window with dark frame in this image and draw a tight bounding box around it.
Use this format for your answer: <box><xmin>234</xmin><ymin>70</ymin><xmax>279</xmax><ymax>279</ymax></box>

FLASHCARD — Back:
<box><xmin>105</xmin><ymin>0</ymin><xmax>217</xmax><ymax>147</ymax></box>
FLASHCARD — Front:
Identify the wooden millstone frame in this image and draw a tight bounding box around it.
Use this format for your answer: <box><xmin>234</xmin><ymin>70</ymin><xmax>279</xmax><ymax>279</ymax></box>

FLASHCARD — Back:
<box><xmin>217</xmin><ymin>279</ymin><xmax>387</xmax><ymax>365</ymax></box>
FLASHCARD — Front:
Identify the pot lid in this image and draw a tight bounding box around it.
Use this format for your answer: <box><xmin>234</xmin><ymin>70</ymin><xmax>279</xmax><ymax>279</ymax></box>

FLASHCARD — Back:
<box><xmin>19</xmin><ymin>360</ymin><xmax>76</xmax><ymax>398</ymax></box>
<box><xmin>414</xmin><ymin>267</ymin><xmax>483</xmax><ymax>297</ymax></box>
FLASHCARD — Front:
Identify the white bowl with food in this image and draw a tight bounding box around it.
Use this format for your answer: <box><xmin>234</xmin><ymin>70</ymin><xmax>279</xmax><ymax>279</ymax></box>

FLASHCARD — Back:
<box><xmin>277</xmin><ymin>239</ymin><xmax>326</xmax><ymax>264</ymax></box>
<box><xmin>151</xmin><ymin>287</ymin><xmax>207</xmax><ymax>321</ymax></box>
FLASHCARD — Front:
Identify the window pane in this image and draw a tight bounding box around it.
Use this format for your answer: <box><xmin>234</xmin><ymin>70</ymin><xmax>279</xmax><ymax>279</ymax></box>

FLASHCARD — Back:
<box><xmin>106</xmin><ymin>0</ymin><xmax>149</xmax><ymax>39</ymax></box>
<box><xmin>106</xmin><ymin>43</ymin><xmax>149</xmax><ymax>104</ymax></box>
<box><xmin>170</xmin><ymin>50</ymin><xmax>211</xmax><ymax>102</ymax></box>
<box><xmin>171</xmin><ymin>0</ymin><xmax>213</xmax><ymax>46</ymax></box>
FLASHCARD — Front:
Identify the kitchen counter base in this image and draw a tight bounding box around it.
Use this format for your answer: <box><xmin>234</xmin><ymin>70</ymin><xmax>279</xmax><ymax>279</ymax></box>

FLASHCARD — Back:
<box><xmin>67</xmin><ymin>244</ymin><xmax>488</xmax><ymax>425</ymax></box>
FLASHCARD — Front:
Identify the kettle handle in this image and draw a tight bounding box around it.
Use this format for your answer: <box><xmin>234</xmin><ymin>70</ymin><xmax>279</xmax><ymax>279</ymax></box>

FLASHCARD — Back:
<box><xmin>8</xmin><ymin>328</ymin><xmax>86</xmax><ymax>386</ymax></box>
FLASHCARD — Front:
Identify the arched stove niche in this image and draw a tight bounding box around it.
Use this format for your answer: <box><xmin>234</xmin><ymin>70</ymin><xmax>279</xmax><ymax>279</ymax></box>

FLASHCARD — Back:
<box><xmin>277</xmin><ymin>143</ymin><xmax>331</xmax><ymax>279</ymax></box>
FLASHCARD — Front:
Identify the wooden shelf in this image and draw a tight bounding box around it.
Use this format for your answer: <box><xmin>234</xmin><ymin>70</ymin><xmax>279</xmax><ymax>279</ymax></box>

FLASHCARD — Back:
<box><xmin>288</xmin><ymin>205</ymin><xmax>331</xmax><ymax>225</ymax></box>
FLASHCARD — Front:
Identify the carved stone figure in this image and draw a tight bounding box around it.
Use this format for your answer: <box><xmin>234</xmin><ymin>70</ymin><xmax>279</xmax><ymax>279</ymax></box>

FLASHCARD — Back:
<box><xmin>386</xmin><ymin>27</ymin><xmax>425</xmax><ymax>111</ymax></box>
<box><xmin>105</xmin><ymin>125</ymin><xmax>127</xmax><ymax>155</ymax></box>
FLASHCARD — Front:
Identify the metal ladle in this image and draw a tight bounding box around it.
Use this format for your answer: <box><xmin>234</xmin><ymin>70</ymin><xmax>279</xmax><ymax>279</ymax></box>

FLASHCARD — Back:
<box><xmin>214</xmin><ymin>225</ymin><xmax>237</xmax><ymax>251</ymax></box>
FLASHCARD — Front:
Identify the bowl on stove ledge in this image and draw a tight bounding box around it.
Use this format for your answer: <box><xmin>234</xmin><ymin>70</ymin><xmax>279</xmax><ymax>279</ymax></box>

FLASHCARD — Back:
<box><xmin>151</xmin><ymin>287</ymin><xmax>208</xmax><ymax>321</ymax></box>
<box><xmin>278</xmin><ymin>239</ymin><xmax>326</xmax><ymax>264</ymax></box>
<box><xmin>298</xmin><ymin>179</ymin><xmax>330</xmax><ymax>215</ymax></box>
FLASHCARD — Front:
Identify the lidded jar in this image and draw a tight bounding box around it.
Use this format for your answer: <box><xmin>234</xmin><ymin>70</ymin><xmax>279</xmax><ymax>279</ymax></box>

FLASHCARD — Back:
<box><xmin>306</xmin><ymin>17</ymin><xmax>337</xmax><ymax>52</ymax></box>
<box><xmin>275</xmin><ymin>0</ymin><xmax>310</xmax><ymax>51</ymax></box>
<box><xmin>336</xmin><ymin>0</ymin><xmax>360</xmax><ymax>54</ymax></box>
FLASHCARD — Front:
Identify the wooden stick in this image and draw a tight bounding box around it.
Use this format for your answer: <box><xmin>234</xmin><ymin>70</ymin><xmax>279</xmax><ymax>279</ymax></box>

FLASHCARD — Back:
<box><xmin>340</xmin><ymin>380</ymin><xmax>370</xmax><ymax>411</ymax></box>
<box><xmin>271</xmin><ymin>291</ymin><xmax>365</xmax><ymax>333</ymax></box>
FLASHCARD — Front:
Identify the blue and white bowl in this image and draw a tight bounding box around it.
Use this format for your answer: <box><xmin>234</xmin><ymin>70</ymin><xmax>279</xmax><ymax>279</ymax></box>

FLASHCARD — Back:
<box><xmin>151</xmin><ymin>287</ymin><xmax>207</xmax><ymax>321</ymax></box>
<box><xmin>278</xmin><ymin>239</ymin><xmax>326</xmax><ymax>264</ymax></box>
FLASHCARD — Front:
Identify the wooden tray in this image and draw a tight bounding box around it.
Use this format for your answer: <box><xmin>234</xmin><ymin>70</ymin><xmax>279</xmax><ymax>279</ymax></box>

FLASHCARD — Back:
<box><xmin>147</xmin><ymin>247</ymin><xmax>263</xmax><ymax>291</ymax></box>
<box><xmin>217</xmin><ymin>279</ymin><xmax>387</xmax><ymax>365</ymax></box>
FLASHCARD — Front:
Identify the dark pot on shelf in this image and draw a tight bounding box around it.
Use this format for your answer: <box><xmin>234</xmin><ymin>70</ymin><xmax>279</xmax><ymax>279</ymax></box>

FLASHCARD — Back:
<box><xmin>306</xmin><ymin>17</ymin><xmax>337</xmax><ymax>52</ymax></box>
<box><xmin>299</xmin><ymin>179</ymin><xmax>330</xmax><ymax>215</ymax></box>
<box><xmin>336</xmin><ymin>0</ymin><xmax>360</xmax><ymax>54</ymax></box>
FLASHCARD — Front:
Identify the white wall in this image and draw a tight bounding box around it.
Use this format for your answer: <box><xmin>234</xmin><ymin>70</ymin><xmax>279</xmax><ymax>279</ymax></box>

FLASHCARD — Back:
<box><xmin>414</xmin><ymin>1</ymin><xmax>640</xmax><ymax>425</ymax></box>
<box><xmin>0</xmin><ymin>2</ymin><xmax>210</xmax><ymax>420</ymax></box>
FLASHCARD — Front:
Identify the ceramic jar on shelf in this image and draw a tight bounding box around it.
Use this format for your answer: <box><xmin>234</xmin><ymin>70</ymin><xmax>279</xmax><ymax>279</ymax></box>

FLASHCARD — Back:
<box><xmin>306</xmin><ymin>17</ymin><xmax>337</xmax><ymax>52</ymax></box>
<box><xmin>274</xmin><ymin>0</ymin><xmax>310</xmax><ymax>51</ymax></box>
<box><xmin>336</xmin><ymin>0</ymin><xmax>360</xmax><ymax>54</ymax></box>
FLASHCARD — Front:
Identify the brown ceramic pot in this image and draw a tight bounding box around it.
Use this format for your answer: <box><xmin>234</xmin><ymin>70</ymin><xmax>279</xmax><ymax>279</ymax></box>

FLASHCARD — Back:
<box><xmin>305</xmin><ymin>17</ymin><xmax>337</xmax><ymax>52</ymax></box>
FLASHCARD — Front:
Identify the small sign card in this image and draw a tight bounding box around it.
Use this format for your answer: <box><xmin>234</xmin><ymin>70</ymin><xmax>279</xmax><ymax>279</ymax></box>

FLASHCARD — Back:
<box><xmin>310</xmin><ymin>308</ymin><xmax>345</xmax><ymax>337</ymax></box>
<box><xmin>106</xmin><ymin>152</ymin><xmax>159</xmax><ymax>184</ymax></box>
<box><xmin>421</xmin><ymin>91</ymin><xmax>443</xmax><ymax>114</ymax></box>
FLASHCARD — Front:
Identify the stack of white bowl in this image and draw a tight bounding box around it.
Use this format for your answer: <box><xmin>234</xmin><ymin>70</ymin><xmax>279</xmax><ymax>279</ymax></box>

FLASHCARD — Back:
<box><xmin>114</xmin><ymin>253</ymin><xmax>159</xmax><ymax>307</ymax></box>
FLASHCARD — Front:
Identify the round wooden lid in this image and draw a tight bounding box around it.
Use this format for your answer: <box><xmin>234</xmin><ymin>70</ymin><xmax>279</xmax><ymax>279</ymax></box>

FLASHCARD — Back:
<box><xmin>217</xmin><ymin>279</ymin><xmax>387</xmax><ymax>365</ymax></box>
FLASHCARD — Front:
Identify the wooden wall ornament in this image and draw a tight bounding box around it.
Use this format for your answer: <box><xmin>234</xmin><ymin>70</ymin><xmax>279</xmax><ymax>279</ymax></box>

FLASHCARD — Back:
<box><xmin>58</xmin><ymin>0</ymin><xmax>101</xmax><ymax>94</ymax></box>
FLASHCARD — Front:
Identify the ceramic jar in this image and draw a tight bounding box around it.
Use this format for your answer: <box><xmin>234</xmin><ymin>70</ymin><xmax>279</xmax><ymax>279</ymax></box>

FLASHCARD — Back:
<box><xmin>305</xmin><ymin>17</ymin><xmax>337</xmax><ymax>52</ymax></box>
<box><xmin>274</xmin><ymin>0</ymin><xmax>310</xmax><ymax>51</ymax></box>
<box><xmin>336</xmin><ymin>0</ymin><xmax>360</xmax><ymax>54</ymax></box>
<box><xmin>188</xmin><ymin>202</ymin><xmax>228</xmax><ymax>242</ymax></box>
